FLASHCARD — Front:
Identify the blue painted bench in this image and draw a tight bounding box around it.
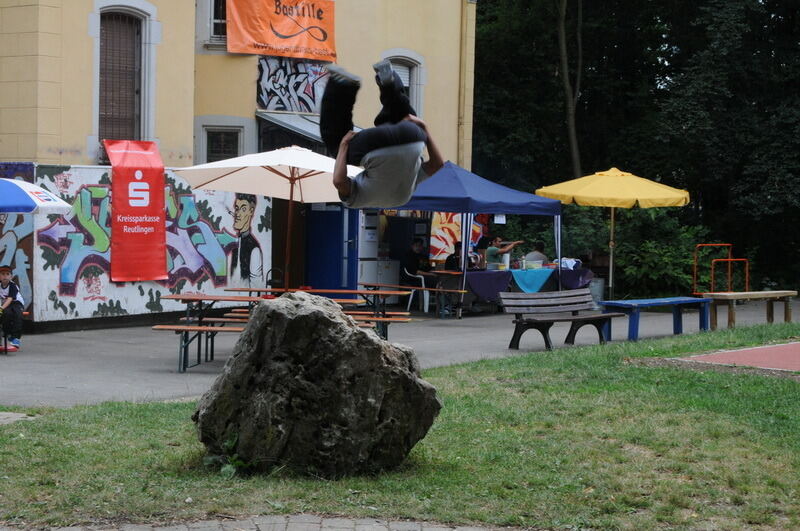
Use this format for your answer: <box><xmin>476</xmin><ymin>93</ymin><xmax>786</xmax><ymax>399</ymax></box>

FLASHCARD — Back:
<box><xmin>600</xmin><ymin>297</ymin><xmax>712</xmax><ymax>341</ymax></box>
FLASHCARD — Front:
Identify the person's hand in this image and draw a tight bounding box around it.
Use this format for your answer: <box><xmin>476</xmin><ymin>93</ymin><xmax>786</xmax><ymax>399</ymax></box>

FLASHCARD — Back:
<box><xmin>339</xmin><ymin>130</ymin><xmax>356</xmax><ymax>149</ymax></box>
<box><xmin>403</xmin><ymin>114</ymin><xmax>427</xmax><ymax>132</ymax></box>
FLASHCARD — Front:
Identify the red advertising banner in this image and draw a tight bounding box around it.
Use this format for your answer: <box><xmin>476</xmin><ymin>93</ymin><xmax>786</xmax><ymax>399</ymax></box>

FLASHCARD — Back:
<box><xmin>226</xmin><ymin>0</ymin><xmax>336</xmax><ymax>61</ymax></box>
<box><xmin>104</xmin><ymin>140</ymin><xmax>168</xmax><ymax>282</ymax></box>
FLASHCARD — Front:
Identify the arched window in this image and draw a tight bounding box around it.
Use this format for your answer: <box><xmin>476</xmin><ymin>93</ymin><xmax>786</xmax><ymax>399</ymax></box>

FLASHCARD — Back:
<box><xmin>99</xmin><ymin>12</ymin><xmax>142</xmax><ymax>144</ymax></box>
<box><xmin>89</xmin><ymin>0</ymin><xmax>160</xmax><ymax>163</ymax></box>
<box><xmin>382</xmin><ymin>49</ymin><xmax>426</xmax><ymax>117</ymax></box>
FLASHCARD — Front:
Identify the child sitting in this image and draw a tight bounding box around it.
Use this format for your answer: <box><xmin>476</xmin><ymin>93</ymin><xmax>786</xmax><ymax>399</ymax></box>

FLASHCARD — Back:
<box><xmin>0</xmin><ymin>265</ymin><xmax>24</xmax><ymax>351</ymax></box>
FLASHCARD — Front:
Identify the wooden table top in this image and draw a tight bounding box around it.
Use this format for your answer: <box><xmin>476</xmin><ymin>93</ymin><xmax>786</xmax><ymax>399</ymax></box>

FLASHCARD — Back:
<box><xmin>701</xmin><ymin>290</ymin><xmax>797</xmax><ymax>300</ymax></box>
<box><xmin>164</xmin><ymin>293</ymin><xmax>365</xmax><ymax>306</ymax></box>
<box><xmin>360</xmin><ymin>281</ymin><xmax>467</xmax><ymax>294</ymax></box>
<box><xmin>224</xmin><ymin>287</ymin><xmax>411</xmax><ymax>296</ymax></box>
<box><xmin>163</xmin><ymin>293</ymin><xmax>262</xmax><ymax>303</ymax></box>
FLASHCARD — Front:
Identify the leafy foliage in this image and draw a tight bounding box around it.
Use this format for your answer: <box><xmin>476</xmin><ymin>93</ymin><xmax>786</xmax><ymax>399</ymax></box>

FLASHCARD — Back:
<box><xmin>473</xmin><ymin>0</ymin><xmax>800</xmax><ymax>294</ymax></box>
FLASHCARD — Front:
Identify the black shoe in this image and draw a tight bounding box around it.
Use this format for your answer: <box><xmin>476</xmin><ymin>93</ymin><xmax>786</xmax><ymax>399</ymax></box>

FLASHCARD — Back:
<box><xmin>372</xmin><ymin>59</ymin><xmax>394</xmax><ymax>86</ymax></box>
<box><xmin>326</xmin><ymin>64</ymin><xmax>361</xmax><ymax>87</ymax></box>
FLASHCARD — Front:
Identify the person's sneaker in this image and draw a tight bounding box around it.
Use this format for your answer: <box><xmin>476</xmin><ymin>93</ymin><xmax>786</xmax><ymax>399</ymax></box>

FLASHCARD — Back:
<box><xmin>326</xmin><ymin>64</ymin><xmax>361</xmax><ymax>87</ymax></box>
<box><xmin>372</xmin><ymin>59</ymin><xmax>394</xmax><ymax>86</ymax></box>
<box><xmin>9</xmin><ymin>338</ymin><xmax>20</xmax><ymax>349</ymax></box>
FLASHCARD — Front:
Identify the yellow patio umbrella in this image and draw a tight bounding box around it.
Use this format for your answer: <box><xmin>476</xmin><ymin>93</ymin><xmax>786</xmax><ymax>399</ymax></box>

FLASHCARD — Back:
<box><xmin>536</xmin><ymin>167</ymin><xmax>689</xmax><ymax>299</ymax></box>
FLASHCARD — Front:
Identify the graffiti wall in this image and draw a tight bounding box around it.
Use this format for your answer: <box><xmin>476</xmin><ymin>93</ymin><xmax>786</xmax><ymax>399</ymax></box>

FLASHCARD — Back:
<box><xmin>1</xmin><ymin>164</ymin><xmax>272</xmax><ymax>322</ymax></box>
<box><xmin>0</xmin><ymin>163</ymin><xmax>35</xmax><ymax>313</ymax></box>
<box><xmin>257</xmin><ymin>56</ymin><xmax>329</xmax><ymax>113</ymax></box>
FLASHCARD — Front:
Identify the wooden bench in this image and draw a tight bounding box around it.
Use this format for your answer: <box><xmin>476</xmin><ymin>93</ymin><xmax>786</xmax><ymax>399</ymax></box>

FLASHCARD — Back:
<box><xmin>179</xmin><ymin>316</ymin><xmax>248</xmax><ymax>324</ymax></box>
<box><xmin>152</xmin><ymin>324</ymin><xmax>245</xmax><ymax>372</ymax></box>
<box><xmin>702</xmin><ymin>290</ymin><xmax>797</xmax><ymax>329</ymax></box>
<box><xmin>499</xmin><ymin>288</ymin><xmax>625</xmax><ymax>350</ymax></box>
<box><xmin>344</xmin><ymin>310</ymin><xmax>411</xmax><ymax>317</ymax></box>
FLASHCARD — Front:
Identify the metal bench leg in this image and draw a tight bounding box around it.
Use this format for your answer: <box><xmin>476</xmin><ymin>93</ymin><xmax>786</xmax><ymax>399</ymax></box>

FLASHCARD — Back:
<box><xmin>699</xmin><ymin>302</ymin><xmax>710</xmax><ymax>331</ymax></box>
<box><xmin>785</xmin><ymin>298</ymin><xmax>792</xmax><ymax>323</ymax></box>
<box><xmin>511</xmin><ymin>322</ymin><xmax>555</xmax><ymax>350</ymax></box>
<box><xmin>538</xmin><ymin>323</ymin><xmax>554</xmax><ymax>350</ymax></box>
<box><xmin>564</xmin><ymin>322</ymin><xmax>581</xmax><ymax>345</ymax></box>
<box><xmin>627</xmin><ymin>310</ymin><xmax>640</xmax><ymax>341</ymax></box>
<box><xmin>508</xmin><ymin>322</ymin><xmax>526</xmax><ymax>349</ymax></box>
<box><xmin>672</xmin><ymin>306</ymin><xmax>683</xmax><ymax>335</ymax></box>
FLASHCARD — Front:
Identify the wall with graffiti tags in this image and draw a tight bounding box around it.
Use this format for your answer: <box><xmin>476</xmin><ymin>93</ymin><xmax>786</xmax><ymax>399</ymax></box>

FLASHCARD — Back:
<box><xmin>0</xmin><ymin>163</ymin><xmax>272</xmax><ymax>322</ymax></box>
<box><xmin>257</xmin><ymin>56</ymin><xmax>328</xmax><ymax>113</ymax></box>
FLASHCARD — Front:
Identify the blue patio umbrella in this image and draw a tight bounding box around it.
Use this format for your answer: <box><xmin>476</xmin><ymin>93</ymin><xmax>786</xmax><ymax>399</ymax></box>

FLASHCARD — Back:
<box><xmin>0</xmin><ymin>178</ymin><xmax>72</xmax><ymax>214</ymax></box>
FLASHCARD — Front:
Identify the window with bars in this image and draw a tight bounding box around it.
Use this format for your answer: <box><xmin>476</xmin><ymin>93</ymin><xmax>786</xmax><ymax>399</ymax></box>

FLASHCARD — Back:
<box><xmin>99</xmin><ymin>11</ymin><xmax>142</xmax><ymax>160</ymax></box>
<box><xmin>206</xmin><ymin>129</ymin><xmax>241</xmax><ymax>163</ymax></box>
<box><xmin>212</xmin><ymin>0</ymin><xmax>227</xmax><ymax>39</ymax></box>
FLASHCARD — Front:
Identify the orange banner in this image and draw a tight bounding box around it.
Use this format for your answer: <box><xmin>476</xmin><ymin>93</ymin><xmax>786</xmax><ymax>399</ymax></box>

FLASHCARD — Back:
<box><xmin>227</xmin><ymin>0</ymin><xmax>336</xmax><ymax>61</ymax></box>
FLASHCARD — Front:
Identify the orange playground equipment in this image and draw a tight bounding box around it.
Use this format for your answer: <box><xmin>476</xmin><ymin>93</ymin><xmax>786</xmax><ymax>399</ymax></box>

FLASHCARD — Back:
<box><xmin>692</xmin><ymin>243</ymin><xmax>749</xmax><ymax>295</ymax></box>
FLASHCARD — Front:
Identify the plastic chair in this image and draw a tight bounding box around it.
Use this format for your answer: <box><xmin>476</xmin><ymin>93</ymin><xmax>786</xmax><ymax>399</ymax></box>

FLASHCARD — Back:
<box><xmin>403</xmin><ymin>268</ymin><xmax>430</xmax><ymax>313</ymax></box>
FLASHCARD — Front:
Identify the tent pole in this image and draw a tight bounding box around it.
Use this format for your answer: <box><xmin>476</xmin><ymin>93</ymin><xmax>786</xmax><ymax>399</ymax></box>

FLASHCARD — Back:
<box><xmin>285</xmin><ymin>169</ymin><xmax>296</xmax><ymax>289</ymax></box>
<box><xmin>457</xmin><ymin>212</ymin><xmax>471</xmax><ymax>319</ymax></box>
<box><xmin>609</xmin><ymin>207</ymin><xmax>615</xmax><ymax>300</ymax></box>
<box><xmin>555</xmin><ymin>214</ymin><xmax>562</xmax><ymax>290</ymax></box>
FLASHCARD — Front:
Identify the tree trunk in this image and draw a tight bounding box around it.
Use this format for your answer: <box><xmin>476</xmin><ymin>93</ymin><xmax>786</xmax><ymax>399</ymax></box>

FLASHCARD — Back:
<box><xmin>557</xmin><ymin>0</ymin><xmax>583</xmax><ymax>179</ymax></box>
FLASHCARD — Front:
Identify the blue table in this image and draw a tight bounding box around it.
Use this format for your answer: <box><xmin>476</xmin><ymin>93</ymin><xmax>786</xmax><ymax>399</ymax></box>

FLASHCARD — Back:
<box><xmin>600</xmin><ymin>297</ymin><xmax>712</xmax><ymax>341</ymax></box>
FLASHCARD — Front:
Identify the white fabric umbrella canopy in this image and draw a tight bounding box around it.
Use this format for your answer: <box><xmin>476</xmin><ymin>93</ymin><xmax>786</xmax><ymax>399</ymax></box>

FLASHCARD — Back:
<box><xmin>174</xmin><ymin>146</ymin><xmax>362</xmax><ymax>287</ymax></box>
<box><xmin>174</xmin><ymin>146</ymin><xmax>361</xmax><ymax>202</ymax></box>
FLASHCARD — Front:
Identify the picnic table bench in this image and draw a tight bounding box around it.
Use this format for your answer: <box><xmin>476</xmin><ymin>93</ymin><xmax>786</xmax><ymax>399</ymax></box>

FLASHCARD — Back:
<box><xmin>702</xmin><ymin>290</ymin><xmax>797</xmax><ymax>329</ymax></box>
<box><xmin>600</xmin><ymin>296</ymin><xmax>712</xmax><ymax>341</ymax></box>
<box><xmin>499</xmin><ymin>288</ymin><xmax>625</xmax><ymax>350</ymax></box>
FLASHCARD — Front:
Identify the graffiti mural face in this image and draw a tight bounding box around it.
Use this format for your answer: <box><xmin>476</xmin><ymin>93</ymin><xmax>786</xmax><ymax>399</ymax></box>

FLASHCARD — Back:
<box><xmin>233</xmin><ymin>197</ymin><xmax>255</xmax><ymax>233</ymax></box>
<box><xmin>257</xmin><ymin>56</ymin><xmax>328</xmax><ymax>112</ymax></box>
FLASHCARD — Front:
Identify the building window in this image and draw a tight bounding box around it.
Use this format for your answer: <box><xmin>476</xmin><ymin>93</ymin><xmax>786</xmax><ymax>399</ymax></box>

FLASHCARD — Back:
<box><xmin>99</xmin><ymin>12</ymin><xmax>142</xmax><ymax>149</ymax></box>
<box><xmin>205</xmin><ymin>128</ymin><xmax>242</xmax><ymax>163</ymax></box>
<box><xmin>211</xmin><ymin>0</ymin><xmax>226</xmax><ymax>39</ymax></box>
<box><xmin>382</xmin><ymin>49</ymin><xmax>426</xmax><ymax>117</ymax></box>
<box><xmin>89</xmin><ymin>1</ymin><xmax>160</xmax><ymax>163</ymax></box>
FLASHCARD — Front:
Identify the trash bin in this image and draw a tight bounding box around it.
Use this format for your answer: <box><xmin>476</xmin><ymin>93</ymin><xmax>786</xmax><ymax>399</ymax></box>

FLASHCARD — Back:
<box><xmin>589</xmin><ymin>278</ymin><xmax>605</xmax><ymax>309</ymax></box>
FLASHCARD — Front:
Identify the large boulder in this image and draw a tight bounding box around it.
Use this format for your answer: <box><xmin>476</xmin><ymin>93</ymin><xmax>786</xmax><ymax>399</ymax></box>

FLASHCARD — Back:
<box><xmin>192</xmin><ymin>291</ymin><xmax>442</xmax><ymax>478</ymax></box>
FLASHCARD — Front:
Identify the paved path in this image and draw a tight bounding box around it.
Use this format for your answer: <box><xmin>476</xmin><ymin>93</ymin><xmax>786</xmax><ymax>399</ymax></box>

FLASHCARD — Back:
<box><xmin>0</xmin><ymin>299</ymin><xmax>796</xmax><ymax>408</ymax></box>
<box><xmin>0</xmin><ymin>514</ymin><xmax>507</xmax><ymax>531</ymax></box>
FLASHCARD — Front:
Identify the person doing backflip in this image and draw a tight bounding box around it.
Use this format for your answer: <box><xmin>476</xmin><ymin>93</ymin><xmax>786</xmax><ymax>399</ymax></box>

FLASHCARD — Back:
<box><xmin>320</xmin><ymin>60</ymin><xmax>444</xmax><ymax>208</ymax></box>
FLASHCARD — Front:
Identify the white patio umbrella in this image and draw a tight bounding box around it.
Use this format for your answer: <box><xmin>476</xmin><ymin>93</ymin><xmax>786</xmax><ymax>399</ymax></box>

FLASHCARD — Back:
<box><xmin>174</xmin><ymin>146</ymin><xmax>361</xmax><ymax>287</ymax></box>
<box><xmin>0</xmin><ymin>178</ymin><xmax>72</xmax><ymax>215</ymax></box>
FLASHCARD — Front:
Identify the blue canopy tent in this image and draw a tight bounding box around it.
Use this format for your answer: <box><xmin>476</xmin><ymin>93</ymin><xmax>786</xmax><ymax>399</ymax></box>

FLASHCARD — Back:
<box><xmin>393</xmin><ymin>161</ymin><xmax>563</xmax><ymax>317</ymax></box>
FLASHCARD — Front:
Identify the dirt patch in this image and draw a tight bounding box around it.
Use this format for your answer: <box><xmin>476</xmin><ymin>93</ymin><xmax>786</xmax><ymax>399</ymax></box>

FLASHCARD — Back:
<box><xmin>627</xmin><ymin>357</ymin><xmax>800</xmax><ymax>382</ymax></box>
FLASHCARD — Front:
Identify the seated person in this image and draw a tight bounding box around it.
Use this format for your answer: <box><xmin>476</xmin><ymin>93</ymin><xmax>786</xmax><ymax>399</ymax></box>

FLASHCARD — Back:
<box><xmin>400</xmin><ymin>238</ymin><xmax>436</xmax><ymax>285</ymax></box>
<box><xmin>444</xmin><ymin>241</ymin><xmax>463</xmax><ymax>271</ymax></box>
<box><xmin>486</xmin><ymin>236</ymin><xmax>524</xmax><ymax>264</ymax></box>
<box><xmin>524</xmin><ymin>240</ymin><xmax>548</xmax><ymax>263</ymax></box>
<box><xmin>0</xmin><ymin>265</ymin><xmax>24</xmax><ymax>350</ymax></box>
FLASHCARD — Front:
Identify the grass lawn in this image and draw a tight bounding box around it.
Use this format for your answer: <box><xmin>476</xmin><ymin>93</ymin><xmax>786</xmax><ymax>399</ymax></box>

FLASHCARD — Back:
<box><xmin>2</xmin><ymin>323</ymin><xmax>800</xmax><ymax>529</ymax></box>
